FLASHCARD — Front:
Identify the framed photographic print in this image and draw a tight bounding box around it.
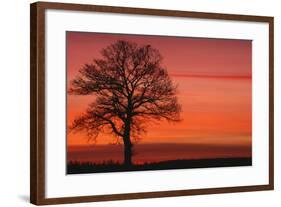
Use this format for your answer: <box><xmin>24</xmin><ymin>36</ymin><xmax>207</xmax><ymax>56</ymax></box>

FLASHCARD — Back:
<box><xmin>30</xmin><ymin>1</ymin><xmax>274</xmax><ymax>205</ymax></box>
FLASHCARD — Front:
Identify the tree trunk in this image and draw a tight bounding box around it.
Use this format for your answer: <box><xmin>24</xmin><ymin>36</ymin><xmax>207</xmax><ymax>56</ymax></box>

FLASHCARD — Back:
<box><xmin>123</xmin><ymin>120</ymin><xmax>133</xmax><ymax>166</ymax></box>
<box><xmin>124</xmin><ymin>138</ymin><xmax>132</xmax><ymax>166</ymax></box>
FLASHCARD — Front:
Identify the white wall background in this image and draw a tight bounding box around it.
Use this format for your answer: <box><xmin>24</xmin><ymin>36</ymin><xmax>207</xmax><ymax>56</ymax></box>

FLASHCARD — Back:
<box><xmin>0</xmin><ymin>0</ymin><xmax>279</xmax><ymax>206</ymax></box>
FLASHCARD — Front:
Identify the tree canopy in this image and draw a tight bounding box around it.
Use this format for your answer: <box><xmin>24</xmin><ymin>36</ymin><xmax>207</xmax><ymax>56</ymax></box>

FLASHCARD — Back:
<box><xmin>69</xmin><ymin>40</ymin><xmax>181</xmax><ymax>165</ymax></box>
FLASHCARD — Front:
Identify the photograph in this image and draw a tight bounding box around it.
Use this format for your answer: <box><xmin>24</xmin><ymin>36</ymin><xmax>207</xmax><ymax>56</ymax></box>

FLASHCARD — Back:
<box><xmin>29</xmin><ymin>2</ymin><xmax>273</xmax><ymax>204</ymax></box>
<box><xmin>66</xmin><ymin>32</ymin><xmax>252</xmax><ymax>174</ymax></box>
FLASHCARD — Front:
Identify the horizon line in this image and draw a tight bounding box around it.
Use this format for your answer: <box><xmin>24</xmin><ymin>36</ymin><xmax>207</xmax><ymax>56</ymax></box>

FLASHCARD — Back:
<box><xmin>68</xmin><ymin>142</ymin><xmax>252</xmax><ymax>148</ymax></box>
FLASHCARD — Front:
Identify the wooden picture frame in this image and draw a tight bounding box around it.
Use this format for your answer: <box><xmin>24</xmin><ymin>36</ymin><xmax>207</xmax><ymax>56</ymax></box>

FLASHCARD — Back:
<box><xmin>30</xmin><ymin>1</ymin><xmax>274</xmax><ymax>205</ymax></box>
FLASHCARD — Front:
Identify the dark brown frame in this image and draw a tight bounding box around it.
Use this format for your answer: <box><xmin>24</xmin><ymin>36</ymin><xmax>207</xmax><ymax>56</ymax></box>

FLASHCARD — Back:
<box><xmin>30</xmin><ymin>1</ymin><xmax>274</xmax><ymax>205</ymax></box>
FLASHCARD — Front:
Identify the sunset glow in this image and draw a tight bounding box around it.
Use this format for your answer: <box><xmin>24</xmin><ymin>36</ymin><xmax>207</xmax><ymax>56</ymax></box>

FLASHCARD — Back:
<box><xmin>66</xmin><ymin>32</ymin><xmax>252</xmax><ymax>164</ymax></box>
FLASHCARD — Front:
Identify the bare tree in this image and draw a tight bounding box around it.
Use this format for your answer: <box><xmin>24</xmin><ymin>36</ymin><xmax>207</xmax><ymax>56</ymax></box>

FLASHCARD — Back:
<box><xmin>69</xmin><ymin>40</ymin><xmax>181</xmax><ymax>166</ymax></box>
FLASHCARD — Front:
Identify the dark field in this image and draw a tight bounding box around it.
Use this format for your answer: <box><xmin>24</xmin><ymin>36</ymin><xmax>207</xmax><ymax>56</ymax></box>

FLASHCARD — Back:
<box><xmin>67</xmin><ymin>157</ymin><xmax>252</xmax><ymax>174</ymax></box>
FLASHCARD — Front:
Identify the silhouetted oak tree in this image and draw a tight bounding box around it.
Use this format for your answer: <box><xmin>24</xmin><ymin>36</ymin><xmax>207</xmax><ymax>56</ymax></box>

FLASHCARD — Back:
<box><xmin>69</xmin><ymin>40</ymin><xmax>181</xmax><ymax>166</ymax></box>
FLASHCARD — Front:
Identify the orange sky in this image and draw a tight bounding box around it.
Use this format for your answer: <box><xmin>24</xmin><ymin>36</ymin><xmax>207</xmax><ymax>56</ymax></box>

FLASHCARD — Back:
<box><xmin>66</xmin><ymin>32</ymin><xmax>252</xmax><ymax>149</ymax></box>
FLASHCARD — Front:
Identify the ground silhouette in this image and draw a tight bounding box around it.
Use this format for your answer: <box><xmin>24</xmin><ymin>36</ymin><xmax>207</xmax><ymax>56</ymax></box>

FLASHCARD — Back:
<box><xmin>67</xmin><ymin>157</ymin><xmax>252</xmax><ymax>174</ymax></box>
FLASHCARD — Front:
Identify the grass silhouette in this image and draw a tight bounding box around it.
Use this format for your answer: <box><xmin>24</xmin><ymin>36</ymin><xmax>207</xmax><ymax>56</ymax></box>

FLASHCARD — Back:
<box><xmin>67</xmin><ymin>157</ymin><xmax>252</xmax><ymax>174</ymax></box>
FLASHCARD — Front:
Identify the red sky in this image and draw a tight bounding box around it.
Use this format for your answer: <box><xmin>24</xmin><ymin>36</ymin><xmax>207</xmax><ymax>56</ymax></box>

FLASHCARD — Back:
<box><xmin>66</xmin><ymin>32</ymin><xmax>252</xmax><ymax>162</ymax></box>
